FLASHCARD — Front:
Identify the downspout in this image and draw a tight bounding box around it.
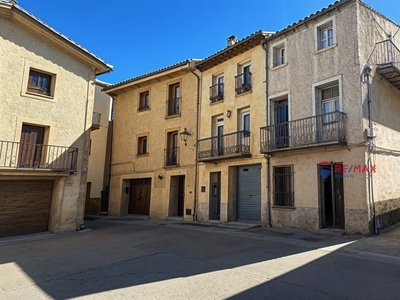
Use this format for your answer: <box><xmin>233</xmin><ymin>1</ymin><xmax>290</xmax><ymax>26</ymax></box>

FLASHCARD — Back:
<box><xmin>261</xmin><ymin>38</ymin><xmax>271</xmax><ymax>227</ymax></box>
<box><xmin>364</xmin><ymin>66</ymin><xmax>378</xmax><ymax>234</ymax></box>
<box><xmin>103</xmin><ymin>94</ymin><xmax>115</xmax><ymax>213</ymax></box>
<box><xmin>187</xmin><ymin>61</ymin><xmax>200</xmax><ymax>221</ymax></box>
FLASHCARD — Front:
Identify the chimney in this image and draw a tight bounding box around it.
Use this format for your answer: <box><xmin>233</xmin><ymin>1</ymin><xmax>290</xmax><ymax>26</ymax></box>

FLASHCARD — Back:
<box><xmin>227</xmin><ymin>35</ymin><xmax>239</xmax><ymax>47</ymax></box>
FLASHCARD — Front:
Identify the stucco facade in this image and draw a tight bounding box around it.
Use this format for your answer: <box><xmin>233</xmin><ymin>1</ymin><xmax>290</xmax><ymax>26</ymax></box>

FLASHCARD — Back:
<box><xmin>105</xmin><ymin>60</ymin><xmax>199</xmax><ymax>220</ymax></box>
<box><xmin>0</xmin><ymin>1</ymin><xmax>111</xmax><ymax>236</ymax></box>
<box><xmin>196</xmin><ymin>32</ymin><xmax>270</xmax><ymax>224</ymax></box>
<box><xmin>85</xmin><ymin>81</ymin><xmax>112</xmax><ymax>215</ymax></box>
<box><xmin>191</xmin><ymin>0</ymin><xmax>400</xmax><ymax>235</ymax></box>
<box><xmin>259</xmin><ymin>0</ymin><xmax>400</xmax><ymax>234</ymax></box>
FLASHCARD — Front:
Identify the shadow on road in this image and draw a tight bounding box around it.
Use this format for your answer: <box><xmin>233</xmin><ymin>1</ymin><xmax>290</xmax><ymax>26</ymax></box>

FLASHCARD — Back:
<box><xmin>1</xmin><ymin>218</ymin><xmax>400</xmax><ymax>299</ymax></box>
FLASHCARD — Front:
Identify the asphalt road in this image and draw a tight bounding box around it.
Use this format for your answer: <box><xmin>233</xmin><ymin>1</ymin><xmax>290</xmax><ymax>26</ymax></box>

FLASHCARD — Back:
<box><xmin>1</xmin><ymin>218</ymin><xmax>400</xmax><ymax>299</ymax></box>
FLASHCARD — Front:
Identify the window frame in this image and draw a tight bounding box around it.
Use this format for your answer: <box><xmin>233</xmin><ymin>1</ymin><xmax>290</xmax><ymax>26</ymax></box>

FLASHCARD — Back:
<box><xmin>167</xmin><ymin>82</ymin><xmax>181</xmax><ymax>116</ymax></box>
<box><xmin>138</xmin><ymin>91</ymin><xmax>150</xmax><ymax>111</ymax></box>
<box><xmin>166</xmin><ymin>131</ymin><xmax>179</xmax><ymax>166</ymax></box>
<box><xmin>137</xmin><ymin>136</ymin><xmax>148</xmax><ymax>156</ymax></box>
<box><xmin>273</xmin><ymin>165</ymin><xmax>294</xmax><ymax>207</ymax></box>
<box><xmin>25</xmin><ymin>68</ymin><xmax>56</xmax><ymax>98</ymax></box>
<box><xmin>235</xmin><ymin>62</ymin><xmax>252</xmax><ymax>95</ymax></box>
<box><xmin>271</xmin><ymin>40</ymin><xmax>287</xmax><ymax>68</ymax></box>
<box><xmin>312</xmin><ymin>75</ymin><xmax>342</xmax><ymax>117</ymax></box>
<box><xmin>315</xmin><ymin>16</ymin><xmax>336</xmax><ymax>51</ymax></box>
<box><xmin>239</xmin><ymin>108</ymin><xmax>250</xmax><ymax>138</ymax></box>
<box><xmin>210</xmin><ymin>73</ymin><xmax>224</xmax><ymax>103</ymax></box>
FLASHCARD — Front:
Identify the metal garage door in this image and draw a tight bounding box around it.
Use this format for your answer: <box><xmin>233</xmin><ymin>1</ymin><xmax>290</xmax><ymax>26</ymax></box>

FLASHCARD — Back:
<box><xmin>237</xmin><ymin>165</ymin><xmax>261</xmax><ymax>221</ymax></box>
<box><xmin>0</xmin><ymin>180</ymin><xmax>53</xmax><ymax>237</ymax></box>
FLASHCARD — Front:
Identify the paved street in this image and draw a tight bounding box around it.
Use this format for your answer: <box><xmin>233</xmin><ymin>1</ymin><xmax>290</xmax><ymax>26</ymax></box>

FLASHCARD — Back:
<box><xmin>1</xmin><ymin>217</ymin><xmax>400</xmax><ymax>299</ymax></box>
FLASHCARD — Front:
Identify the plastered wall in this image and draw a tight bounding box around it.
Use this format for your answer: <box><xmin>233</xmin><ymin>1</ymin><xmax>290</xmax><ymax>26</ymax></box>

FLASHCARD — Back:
<box><xmin>109</xmin><ymin>68</ymin><xmax>198</xmax><ymax>220</ymax></box>
<box><xmin>0</xmin><ymin>16</ymin><xmax>96</xmax><ymax>233</ymax></box>
<box><xmin>197</xmin><ymin>45</ymin><xmax>268</xmax><ymax>223</ymax></box>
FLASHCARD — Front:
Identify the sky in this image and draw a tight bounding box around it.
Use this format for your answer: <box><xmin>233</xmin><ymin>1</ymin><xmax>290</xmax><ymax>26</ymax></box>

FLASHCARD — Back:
<box><xmin>18</xmin><ymin>0</ymin><xmax>400</xmax><ymax>85</ymax></box>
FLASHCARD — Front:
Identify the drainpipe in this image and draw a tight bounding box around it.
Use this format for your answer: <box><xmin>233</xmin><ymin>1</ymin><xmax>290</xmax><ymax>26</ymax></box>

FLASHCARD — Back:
<box><xmin>364</xmin><ymin>66</ymin><xmax>378</xmax><ymax>234</ymax></box>
<box><xmin>187</xmin><ymin>61</ymin><xmax>200</xmax><ymax>221</ymax></box>
<box><xmin>261</xmin><ymin>38</ymin><xmax>271</xmax><ymax>227</ymax></box>
<box><xmin>102</xmin><ymin>94</ymin><xmax>115</xmax><ymax>213</ymax></box>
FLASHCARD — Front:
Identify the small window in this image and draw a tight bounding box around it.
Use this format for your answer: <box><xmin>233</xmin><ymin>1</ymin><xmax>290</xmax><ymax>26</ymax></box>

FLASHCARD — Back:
<box><xmin>137</xmin><ymin>136</ymin><xmax>148</xmax><ymax>155</ymax></box>
<box><xmin>320</xmin><ymin>26</ymin><xmax>334</xmax><ymax>49</ymax></box>
<box><xmin>316</xmin><ymin>17</ymin><xmax>335</xmax><ymax>50</ymax></box>
<box><xmin>27</xmin><ymin>69</ymin><xmax>53</xmax><ymax>96</ymax></box>
<box><xmin>273</xmin><ymin>44</ymin><xmax>285</xmax><ymax>67</ymax></box>
<box><xmin>273</xmin><ymin>166</ymin><xmax>294</xmax><ymax>207</ymax></box>
<box><xmin>139</xmin><ymin>91</ymin><xmax>150</xmax><ymax>111</ymax></box>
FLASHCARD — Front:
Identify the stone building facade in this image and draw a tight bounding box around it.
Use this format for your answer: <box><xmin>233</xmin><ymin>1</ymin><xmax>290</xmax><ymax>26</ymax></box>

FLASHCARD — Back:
<box><xmin>104</xmin><ymin>60</ymin><xmax>199</xmax><ymax>220</ymax></box>
<box><xmin>259</xmin><ymin>0</ymin><xmax>400</xmax><ymax>234</ymax></box>
<box><xmin>0</xmin><ymin>1</ymin><xmax>112</xmax><ymax>236</ymax></box>
<box><xmin>105</xmin><ymin>0</ymin><xmax>400</xmax><ymax>235</ymax></box>
<box><xmin>195</xmin><ymin>32</ymin><xmax>271</xmax><ymax>224</ymax></box>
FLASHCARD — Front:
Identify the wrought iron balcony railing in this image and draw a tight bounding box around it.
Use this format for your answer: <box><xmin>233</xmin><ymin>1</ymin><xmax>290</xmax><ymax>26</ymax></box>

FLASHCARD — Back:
<box><xmin>374</xmin><ymin>39</ymin><xmax>400</xmax><ymax>68</ymax></box>
<box><xmin>92</xmin><ymin>112</ymin><xmax>101</xmax><ymax>130</ymax></box>
<box><xmin>260</xmin><ymin>111</ymin><xmax>346</xmax><ymax>153</ymax></box>
<box><xmin>235</xmin><ymin>72</ymin><xmax>252</xmax><ymax>95</ymax></box>
<box><xmin>0</xmin><ymin>140</ymin><xmax>78</xmax><ymax>171</ymax></box>
<box><xmin>166</xmin><ymin>97</ymin><xmax>181</xmax><ymax>117</ymax></box>
<box><xmin>374</xmin><ymin>39</ymin><xmax>400</xmax><ymax>90</ymax></box>
<box><xmin>164</xmin><ymin>147</ymin><xmax>179</xmax><ymax>166</ymax></box>
<box><xmin>210</xmin><ymin>83</ymin><xmax>224</xmax><ymax>103</ymax></box>
<box><xmin>197</xmin><ymin>130</ymin><xmax>251</xmax><ymax>162</ymax></box>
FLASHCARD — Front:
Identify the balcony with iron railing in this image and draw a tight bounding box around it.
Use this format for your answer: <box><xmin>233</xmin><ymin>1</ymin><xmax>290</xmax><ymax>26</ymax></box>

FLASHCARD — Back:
<box><xmin>0</xmin><ymin>140</ymin><xmax>78</xmax><ymax>171</ymax></box>
<box><xmin>260</xmin><ymin>111</ymin><xmax>346</xmax><ymax>153</ymax></box>
<box><xmin>373</xmin><ymin>39</ymin><xmax>400</xmax><ymax>90</ymax></box>
<box><xmin>235</xmin><ymin>72</ymin><xmax>252</xmax><ymax>95</ymax></box>
<box><xmin>210</xmin><ymin>83</ymin><xmax>224</xmax><ymax>103</ymax></box>
<box><xmin>197</xmin><ymin>130</ymin><xmax>251</xmax><ymax>162</ymax></box>
<box><xmin>164</xmin><ymin>147</ymin><xmax>179</xmax><ymax>166</ymax></box>
<box><xmin>166</xmin><ymin>98</ymin><xmax>181</xmax><ymax>117</ymax></box>
<box><xmin>92</xmin><ymin>112</ymin><xmax>101</xmax><ymax>130</ymax></box>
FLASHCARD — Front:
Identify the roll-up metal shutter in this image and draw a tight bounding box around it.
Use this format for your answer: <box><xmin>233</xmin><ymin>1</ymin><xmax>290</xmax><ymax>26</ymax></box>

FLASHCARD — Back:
<box><xmin>237</xmin><ymin>165</ymin><xmax>261</xmax><ymax>221</ymax></box>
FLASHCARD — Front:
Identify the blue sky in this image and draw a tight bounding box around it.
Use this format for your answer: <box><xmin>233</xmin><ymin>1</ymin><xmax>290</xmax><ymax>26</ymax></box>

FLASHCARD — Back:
<box><xmin>19</xmin><ymin>0</ymin><xmax>400</xmax><ymax>85</ymax></box>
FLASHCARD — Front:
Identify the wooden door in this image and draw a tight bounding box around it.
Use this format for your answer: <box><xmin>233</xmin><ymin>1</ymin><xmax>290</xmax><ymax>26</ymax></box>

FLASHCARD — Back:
<box><xmin>18</xmin><ymin>125</ymin><xmax>44</xmax><ymax>167</ymax></box>
<box><xmin>129</xmin><ymin>179</ymin><xmax>151</xmax><ymax>215</ymax></box>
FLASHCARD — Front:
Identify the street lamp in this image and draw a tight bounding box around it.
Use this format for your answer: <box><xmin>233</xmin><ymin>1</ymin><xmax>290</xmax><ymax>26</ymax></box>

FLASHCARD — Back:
<box><xmin>180</xmin><ymin>127</ymin><xmax>191</xmax><ymax>146</ymax></box>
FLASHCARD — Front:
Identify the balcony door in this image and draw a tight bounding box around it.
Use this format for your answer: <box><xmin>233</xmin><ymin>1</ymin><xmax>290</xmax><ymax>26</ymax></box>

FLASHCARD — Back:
<box><xmin>213</xmin><ymin>118</ymin><xmax>224</xmax><ymax>156</ymax></box>
<box><xmin>169</xmin><ymin>83</ymin><xmax>180</xmax><ymax>115</ymax></box>
<box><xmin>217</xmin><ymin>76</ymin><xmax>224</xmax><ymax>97</ymax></box>
<box><xmin>240</xmin><ymin>110</ymin><xmax>250</xmax><ymax>149</ymax></box>
<box><xmin>243</xmin><ymin>64</ymin><xmax>251</xmax><ymax>85</ymax></box>
<box><xmin>167</xmin><ymin>132</ymin><xmax>178</xmax><ymax>165</ymax></box>
<box><xmin>319</xmin><ymin>85</ymin><xmax>340</xmax><ymax>142</ymax></box>
<box><xmin>275</xmin><ymin>101</ymin><xmax>289</xmax><ymax>148</ymax></box>
<box><xmin>18</xmin><ymin>125</ymin><xmax>45</xmax><ymax>167</ymax></box>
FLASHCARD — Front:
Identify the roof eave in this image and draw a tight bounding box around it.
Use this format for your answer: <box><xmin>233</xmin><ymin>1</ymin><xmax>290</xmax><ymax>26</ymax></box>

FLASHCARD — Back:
<box><xmin>196</xmin><ymin>31</ymin><xmax>272</xmax><ymax>72</ymax></box>
<box><xmin>104</xmin><ymin>59</ymin><xmax>200</xmax><ymax>93</ymax></box>
<box><xmin>265</xmin><ymin>0</ymin><xmax>354</xmax><ymax>43</ymax></box>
